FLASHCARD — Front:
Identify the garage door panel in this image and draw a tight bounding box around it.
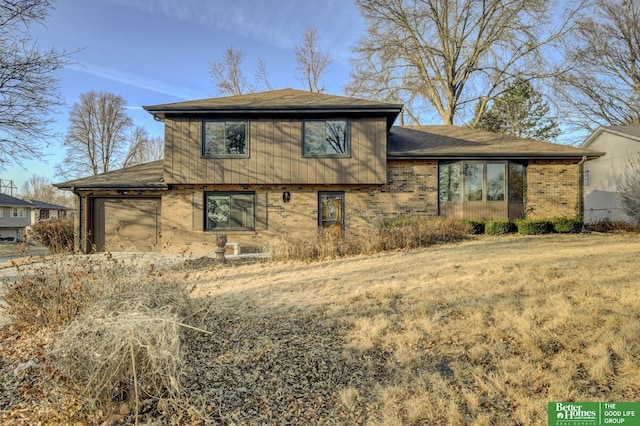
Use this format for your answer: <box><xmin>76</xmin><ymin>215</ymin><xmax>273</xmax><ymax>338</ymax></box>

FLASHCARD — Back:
<box><xmin>93</xmin><ymin>198</ymin><xmax>160</xmax><ymax>252</ymax></box>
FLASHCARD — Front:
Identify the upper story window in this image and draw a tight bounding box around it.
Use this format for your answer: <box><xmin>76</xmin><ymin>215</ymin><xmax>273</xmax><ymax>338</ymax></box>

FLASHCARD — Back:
<box><xmin>303</xmin><ymin>119</ymin><xmax>350</xmax><ymax>157</ymax></box>
<box><xmin>203</xmin><ymin>120</ymin><xmax>248</xmax><ymax>158</ymax></box>
<box><xmin>11</xmin><ymin>207</ymin><xmax>25</xmax><ymax>218</ymax></box>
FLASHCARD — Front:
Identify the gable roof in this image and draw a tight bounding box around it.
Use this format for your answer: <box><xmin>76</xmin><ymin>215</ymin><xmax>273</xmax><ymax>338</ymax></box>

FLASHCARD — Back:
<box><xmin>144</xmin><ymin>88</ymin><xmax>403</xmax><ymax>129</ymax></box>
<box><xmin>28</xmin><ymin>200</ymin><xmax>70</xmax><ymax>210</ymax></box>
<box><xmin>54</xmin><ymin>160</ymin><xmax>166</xmax><ymax>190</ymax></box>
<box><xmin>388</xmin><ymin>126</ymin><xmax>603</xmax><ymax>159</ymax></box>
<box><xmin>0</xmin><ymin>193</ymin><xmax>33</xmax><ymax>208</ymax></box>
<box><xmin>580</xmin><ymin>125</ymin><xmax>640</xmax><ymax>149</ymax></box>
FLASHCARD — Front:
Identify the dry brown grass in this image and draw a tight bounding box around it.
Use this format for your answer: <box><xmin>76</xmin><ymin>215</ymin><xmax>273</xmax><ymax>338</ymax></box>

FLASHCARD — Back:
<box><xmin>185</xmin><ymin>233</ymin><xmax>640</xmax><ymax>425</ymax></box>
<box><xmin>2</xmin><ymin>233</ymin><xmax>639</xmax><ymax>424</ymax></box>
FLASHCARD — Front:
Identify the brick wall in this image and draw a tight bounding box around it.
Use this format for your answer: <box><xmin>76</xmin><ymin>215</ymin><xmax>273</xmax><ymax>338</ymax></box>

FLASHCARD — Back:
<box><xmin>526</xmin><ymin>159</ymin><xmax>581</xmax><ymax>219</ymax></box>
<box><xmin>76</xmin><ymin>159</ymin><xmax>581</xmax><ymax>254</ymax></box>
<box><xmin>158</xmin><ymin>160</ymin><xmax>440</xmax><ymax>253</ymax></box>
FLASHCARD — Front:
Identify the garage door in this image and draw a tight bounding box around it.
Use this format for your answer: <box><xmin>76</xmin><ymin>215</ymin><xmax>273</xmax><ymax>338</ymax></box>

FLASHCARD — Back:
<box><xmin>0</xmin><ymin>229</ymin><xmax>18</xmax><ymax>242</ymax></box>
<box><xmin>93</xmin><ymin>198</ymin><xmax>161</xmax><ymax>252</ymax></box>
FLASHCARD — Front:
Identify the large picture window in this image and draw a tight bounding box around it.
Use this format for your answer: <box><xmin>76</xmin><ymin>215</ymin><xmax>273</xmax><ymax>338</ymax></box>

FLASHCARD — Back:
<box><xmin>439</xmin><ymin>161</ymin><xmax>525</xmax><ymax>203</ymax></box>
<box><xmin>203</xmin><ymin>120</ymin><xmax>248</xmax><ymax>157</ymax></box>
<box><xmin>303</xmin><ymin>119</ymin><xmax>350</xmax><ymax>157</ymax></box>
<box><xmin>205</xmin><ymin>192</ymin><xmax>255</xmax><ymax>230</ymax></box>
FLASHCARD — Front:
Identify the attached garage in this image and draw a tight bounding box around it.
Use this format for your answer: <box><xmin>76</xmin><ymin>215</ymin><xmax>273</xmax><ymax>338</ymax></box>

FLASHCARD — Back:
<box><xmin>92</xmin><ymin>197</ymin><xmax>161</xmax><ymax>252</ymax></box>
<box><xmin>54</xmin><ymin>161</ymin><xmax>167</xmax><ymax>253</ymax></box>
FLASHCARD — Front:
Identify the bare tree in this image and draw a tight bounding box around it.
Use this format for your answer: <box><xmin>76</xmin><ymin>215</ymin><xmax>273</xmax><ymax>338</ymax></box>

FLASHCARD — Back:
<box><xmin>619</xmin><ymin>155</ymin><xmax>640</xmax><ymax>225</ymax></box>
<box><xmin>295</xmin><ymin>26</ymin><xmax>332</xmax><ymax>93</ymax></box>
<box><xmin>0</xmin><ymin>0</ymin><xmax>73</xmax><ymax>170</ymax></box>
<box><xmin>20</xmin><ymin>173</ymin><xmax>71</xmax><ymax>205</ymax></box>
<box><xmin>123</xmin><ymin>126</ymin><xmax>163</xmax><ymax>167</ymax></box>
<box><xmin>556</xmin><ymin>0</ymin><xmax>640</xmax><ymax>131</ymax></box>
<box><xmin>254</xmin><ymin>58</ymin><xmax>273</xmax><ymax>92</ymax></box>
<box><xmin>210</xmin><ymin>47</ymin><xmax>256</xmax><ymax>96</ymax></box>
<box><xmin>57</xmin><ymin>91</ymin><xmax>132</xmax><ymax>179</ymax></box>
<box><xmin>346</xmin><ymin>0</ymin><xmax>582</xmax><ymax>126</ymax></box>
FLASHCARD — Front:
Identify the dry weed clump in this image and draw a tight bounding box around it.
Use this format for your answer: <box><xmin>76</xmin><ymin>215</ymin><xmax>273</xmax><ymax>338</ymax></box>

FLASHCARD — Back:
<box><xmin>268</xmin><ymin>216</ymin><xmax>470</xmax><ymax>262</ymax></box>
<box><xmin>48</xmin><ymin>304</ymin><xmax>185</xmax><ymax>421</ymax></box>
<box><xmin>2</xmin><ymin>252</ymin><xmax>200</xmax><ymax>423</ymax></box>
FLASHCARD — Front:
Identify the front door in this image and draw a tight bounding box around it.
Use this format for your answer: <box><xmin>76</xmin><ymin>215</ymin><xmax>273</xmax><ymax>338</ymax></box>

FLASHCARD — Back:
<box><xmin>319</xmin><ymin>192</ymin><xmax>344</xmax><ymax>239</ymax></box>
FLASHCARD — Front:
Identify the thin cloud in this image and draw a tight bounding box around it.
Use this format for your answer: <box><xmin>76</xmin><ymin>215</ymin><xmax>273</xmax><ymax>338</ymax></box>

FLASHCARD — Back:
<box><xmin>103</xmin><ymin>0</ymin><xmax>363</xmax><ymax>55</ymax></box>
<box><xmin>68</xmin><ymin>62</ymin><xmax>207</xmax><ymax>100</ymax></box>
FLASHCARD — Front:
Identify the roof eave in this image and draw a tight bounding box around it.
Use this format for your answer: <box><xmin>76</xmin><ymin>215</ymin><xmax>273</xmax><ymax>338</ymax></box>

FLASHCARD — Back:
<box><xmin>387</xmin><ymin>152</ymin><xmax>604</xmax><ymax>160</ymax></box>
<box><xmin>54</xmin><ymin>184</ymin><xmax>168</xmax><ymax>191</ymax></box>
<box><xmin>145</xmin><ymin>107</ymin><xmax>403</xmax><ymax>120</ymax></box>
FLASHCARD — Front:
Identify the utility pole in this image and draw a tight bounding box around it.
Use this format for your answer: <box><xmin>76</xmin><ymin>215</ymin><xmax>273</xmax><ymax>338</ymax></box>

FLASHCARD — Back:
<box><xmin>0</xmin><ymin>179</ymin><xmax>18</xmax><ymax>196</ymax></box>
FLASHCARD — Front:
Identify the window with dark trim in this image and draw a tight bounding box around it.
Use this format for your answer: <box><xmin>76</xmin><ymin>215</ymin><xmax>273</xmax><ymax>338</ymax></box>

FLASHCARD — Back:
<box><xmin>205</xmin><ymin>192</ymin><xmax>255</xmax><ymax>230</ymax></box>
<box><xmin>439</xmin><ymin>161</ymin><xmax>526</xmax><ymax>203</ymax></box>
<box><xmin>303</xmin><ymin>119</ymin><xmax>350</xmax><ymax>157</ymax></box>
<box><xmin>203</xmin><ymin>120</ymin><xmax>248</xmax><ymax>157</ymax></box>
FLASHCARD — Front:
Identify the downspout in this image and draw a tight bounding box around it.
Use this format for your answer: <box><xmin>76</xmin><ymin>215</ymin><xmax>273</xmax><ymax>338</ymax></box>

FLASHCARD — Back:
<box><xmin>578</xmin><ymin>156</ymin><xmax>587</xmax><ymax>221</ymax></box>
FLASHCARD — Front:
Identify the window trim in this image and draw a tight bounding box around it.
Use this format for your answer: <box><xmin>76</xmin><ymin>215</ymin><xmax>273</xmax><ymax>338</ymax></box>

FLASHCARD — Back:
<box><xmin>439</xmin><ymin>160</ymin><xmax>525</xmax><ymax>204</ymax></box>
<box><xmin>202</xmin><ymin>120</ymin><xmax>250</xmax><ymax>159</ymax></box>
<box><xmin>318</xmin><ymin>191</ymin><xmax>345</xmax><ymax>237</ymax></box>
<box><xmin>11</xmin><ymin>207</ymin><xmax>25</xmax><ymax>218</ymax></box>
<box><xmin>204</xmin><ymin>191</ymin><xmax>256</xmax><ymax>231</ymax></box>
<box><xmin>302</xmin><ymin>119</ymin><xmax>351</xmax><ymax>158</ymax></box>
<box><xmin>583</xmin><ymin>170</ymin><xmax>590</xmax><ymax>187</ymax></box>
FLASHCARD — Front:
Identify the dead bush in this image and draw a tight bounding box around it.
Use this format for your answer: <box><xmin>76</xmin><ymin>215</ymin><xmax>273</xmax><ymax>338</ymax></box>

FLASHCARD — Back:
<box><xmin>4</xmin><ymin>252</ymin><xmax>192</xmax><ymax>331</ymax></box>
<box><xmin>619</xmin><ymin>155</ymin><xmax>640</xmax><ymax>225</ymax></box>
<box><xmin>47</xmin><ymin>304</ymin><xmax>186</xmax><ymax>420</ymax></box>
<box><xmin>267</xmin><ymin>217</ymin><xmax>470</xmax><ymax>262</ymax></box>
<box><xmin>28</xmin><ymin>217</ymin><xmax>75</xmax><ymax>253</ymax></box>
<box><xmin>3</xmin><ymin>252</ymin><xmax>199</xmax><ymax>422</ymax></box>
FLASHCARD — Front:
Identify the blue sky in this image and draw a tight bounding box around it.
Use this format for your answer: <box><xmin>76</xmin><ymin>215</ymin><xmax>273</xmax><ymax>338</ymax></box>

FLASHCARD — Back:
<box><xmin>5</xmin><ymin>0</ymin><xmax>366</xmax><ymax>190</ymax></box>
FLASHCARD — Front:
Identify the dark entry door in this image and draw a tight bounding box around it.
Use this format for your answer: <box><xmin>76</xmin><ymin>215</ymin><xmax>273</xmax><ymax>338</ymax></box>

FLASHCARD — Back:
<box><xmin>318</xmin><ymin>192</ymin><xmax>344</xmax><ymax>238</ymax></box>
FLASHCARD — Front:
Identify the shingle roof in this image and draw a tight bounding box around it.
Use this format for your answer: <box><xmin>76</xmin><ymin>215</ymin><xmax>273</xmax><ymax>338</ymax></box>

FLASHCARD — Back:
<box><xmin>28</xmin><ymin>200</ymin><xmax>70</xmax><ymax>210</ymax></box>
<box><xmin>143</xmin><ymin>88</ymin><xmax>403</xmax><ymax>128</ymax></box>
<box><xmin>601</xmin><ymin>125</ymin><xmax>640</xmax><ymax>139</ymax></box>
<box><xmin>54</xmin><ymin>160</ymin><xmax>166</xmax><ymax>190</ymax></box>
<box><xmin>388</xmin><ymin>126</ymin><xmax>604</xmax><ymax>159</ymax></box>
<box><xmin>0</xmin><ymin>193</ymin><xmax>33</xmax><ymax>207</ymax></box>
<box><xmin>580</xmin><ymin>125</ymin><xmax>640</xmax><ymax>148</ymax></box>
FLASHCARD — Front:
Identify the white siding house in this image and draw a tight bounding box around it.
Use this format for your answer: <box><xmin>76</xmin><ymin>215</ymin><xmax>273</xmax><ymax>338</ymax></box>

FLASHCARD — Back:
<box><xmin>580</xmin><ymin>126</ymin><xmax>640</xmax><ymax>223</ymax></box>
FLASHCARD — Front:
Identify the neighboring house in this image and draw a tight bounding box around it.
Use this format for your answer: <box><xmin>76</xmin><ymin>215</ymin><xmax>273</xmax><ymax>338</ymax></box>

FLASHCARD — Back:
<box><xmin>0</xmin><ymin>193</ymin><xmax>33</xmax><ymax>242</ymax></box>
<box><xmin>27</xmin><ymin>200</ymin><xmax>71</xmax><ymax>224</ymax></box>
<box><xmin>55</xmin><ymin>89</ymin><xmax>602</xmax><ymax>253</ymax></box>
<box><xmin>580</xmin><ymin>126</ymin><xmax>640</xmax><ymax>223</ymax></box>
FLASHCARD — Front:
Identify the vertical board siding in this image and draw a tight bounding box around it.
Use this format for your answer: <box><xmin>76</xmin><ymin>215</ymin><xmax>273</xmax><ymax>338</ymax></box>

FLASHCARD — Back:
<box><xmin>164</xmin><ymin>116</ymin><xmax>387</xmax><ymax>185</ymax></box>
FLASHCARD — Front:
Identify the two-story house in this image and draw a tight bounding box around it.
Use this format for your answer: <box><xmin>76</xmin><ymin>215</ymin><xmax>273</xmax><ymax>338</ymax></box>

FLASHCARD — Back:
<box><xmin>0</xmin><ymin>193</ymin><xmax>33</xmax><ymax>242</ymax></box>
<box><xmin>55</xmin><ymin>89</ymin><xmax>602</xmax><ymax>253</ymax></box>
